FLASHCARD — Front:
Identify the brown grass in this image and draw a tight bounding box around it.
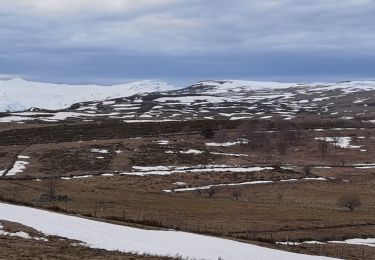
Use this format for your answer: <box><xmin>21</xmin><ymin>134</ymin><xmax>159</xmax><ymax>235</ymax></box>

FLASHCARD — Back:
<box><xmin>1</xmin><ymin>119</ymin><xmax>375</xmax><ymax>259</ymax></box>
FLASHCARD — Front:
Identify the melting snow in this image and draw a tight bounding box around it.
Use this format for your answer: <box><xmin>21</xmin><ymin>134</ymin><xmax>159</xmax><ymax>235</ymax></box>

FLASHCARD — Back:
<box><xmin>156</xmin><ymin>140</ymin><xmax>170</xmax><ymax>145</ymax></box>
<box><xmin>6</xmin><ymin>155</ymin><xmax>30</xmax><ymax>176</ymax></box>
<box><xmin>91</xmin><ymin>149</ymin><xmax>109</xmax><ymax>154</ymax></box>
<box><xmin>315</xmin><ymin>137</ymin><xmax>361</xmax><ymax>149</ymax></box>
<box><xmin>163</xmin><ymin>178</ymin><xmax>327</xmax><ymax>193</ymax></box>
<box><xmin>173</xmin><ymin>182</ymin><xmax>187</xmax><ymax>186</ymax></box>
<box><xmin>123</xmin><ymin>165</ymin><xmax>273</xmax><ymax>176</ymax></box>
<box><xmin>180</xmin><ymin>149</ymin><xmax>203</xmax><ymax>154</ymax></box>
<box><xmin>205</xmin><ymin>141</ymin><xmax>247</xmax><ymax>147</ymax></box>
<box><xmin>0</xmin><ymin>203</ymin><xmax>336</xmax><ymax>260</ymax></box>
<box><xmin>211</xmin><ymin>152</ymin><xmax>249</xmax><ymax>157</ymax></box>
<box><xmin>329</xmin><ymin>238</ymin><xmax>375</xmax><ymax>247</ymax></box>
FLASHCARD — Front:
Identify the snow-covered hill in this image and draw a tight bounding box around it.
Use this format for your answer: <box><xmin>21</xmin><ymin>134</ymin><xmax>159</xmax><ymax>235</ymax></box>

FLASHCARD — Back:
<box><xmin>190</xmin><ymin>80</ymin><xmax>375</xmax><ymax>94</ymax></box>
<box><xmin>0</xmin><ymin>78</ymin><xmax>175</xmax><ymax>112</ymax></box>
<box><xmin>1</xmin><ymin>79</ymin><xmax>375</xmax><ymax>123</ymax></box>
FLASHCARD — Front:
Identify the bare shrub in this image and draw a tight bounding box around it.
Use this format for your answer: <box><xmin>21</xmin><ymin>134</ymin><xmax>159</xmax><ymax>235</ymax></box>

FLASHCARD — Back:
<box><xmin>45</xmin><ymin>174</ymin><xmax>59</xmax><ymax>201</ymax></box>
<box><xmin>207</xmin><ymin>187</ymin><xmax>217</xmax><ymax>198</ymax></box>
<box><xmin>236</xmin><ymin>122</ymin><xmax>251</xmax><ymax>146</ymax></box>
<box><xmin>276</xmin><ymin>192</ymin><xmax>283</xmax><ymax>205</ymax></box>
<box><xmin>337</xmin><ymin>193</ymin><xmax>362</xmax><ymax>212</ymax></box>
<box><xmin>303</xmin><ymin>166</ymin><xmax>311</xmax><ymax>175</ymax></box>
<box><xmin>276</xmin><ymin>135</ymin><xmax>287</xmax><ymax>155</ymax></box>
<box><xmin>215</xmin><ymin>125</ymin><xmax>228</xmax><ymax>143</ymax></box>
<box><xmin>275</xmin><ymin>120</ymin><xmax>301</xmax><ymax>143</ymax></box>
<box><xmin>201</xmin><ymin>128</ymin><xmax>214</xmax><ymax>139</ymax></box>
<box><xmin>318</xmin><ymin>139</ymin><xmax>329</xmax><ymax>157</ymax></box>
<box><xmin>231</xmin><ymin>188</ymin><xmax>242</xmax><ymax>201</ymax></box>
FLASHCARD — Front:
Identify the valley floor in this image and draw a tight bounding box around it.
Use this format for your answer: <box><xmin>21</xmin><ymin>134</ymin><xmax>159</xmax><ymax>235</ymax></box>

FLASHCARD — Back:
<box><xmin>1</xmin><ymin>118</ymin><xmax>375</xmax><ymax>259</ymax></box>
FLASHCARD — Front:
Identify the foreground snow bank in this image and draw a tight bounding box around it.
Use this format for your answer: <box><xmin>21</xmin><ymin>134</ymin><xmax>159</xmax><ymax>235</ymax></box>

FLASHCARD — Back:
<box><xmin>0</xmin><ymin>203</ymin><xmax>338</xmax><ymax>260</ymax></box>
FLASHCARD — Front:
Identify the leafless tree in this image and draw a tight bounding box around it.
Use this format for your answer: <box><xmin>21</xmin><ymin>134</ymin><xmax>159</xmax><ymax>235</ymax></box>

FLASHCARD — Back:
<box><xmin>339</xmin><ymin>158</ymin><xmax>346</xmax><ymax>166</ymax></box>
<box><xmin>94</xmin><ymin>201</ymin><xmax>108</xmax><ymax>217</ymax></box>
<box><xmin>182</xmin><ymin>125</ymin><xmax>192</xmax><ymax>142</ymax></box>
<box><xmin>11</xmin><ymin>187</ymin><xmax>18</xmax><ymax>201</ymax></box>
<box><xmin>248</xmin><ymin>132</ymin><xmax>267</xmax><ymax>149</ymax></box>
<box><xmin>276</xmin><ymin>134</ymin><xmax>287</xmax><ymax>155</ymax></box>
<box><xmin>276</xmin><ymin>192</ymin><xmax>283</xmax><ymax>205</ymax></box>
<box><xmin>215</xmin><ymin>125</ymin><xmax>228</xmax><ymax>143</ymax></box>
<box><xmin>276</xmin><ymin>120</ymin><xmax>301</xmax><ymax>144</ymax></box>
<box><xmin>337</xmin><ymin>193</ymin><xmax>362</xmax><ymax>212</ymax></box>
<box><xmin>231</xmin><ymin>188</ymin><xmax>242</xmax><ymax>201</ymax></box>
<box><xmin>262</xmin><ymin>136</ymin><xmax>273</xmax><ymax>160</ymax></box>
<box><xmin>208</xmin><ymin>187</ymin><xmax>216</xmax><ymax>198</ymax></box>
<box><xmin>318</xmin><ymin>139</ymin><xmax>329</xmax><ymax>157</ymax></box>
<box><xmin>45</xmin><ymin>174</ymin><xmax>60</xmax><ymax>201</ymax></box>
<box><xmin>237</xmin><ymin>122</ymin><xmax>250</xmax><ymax>145</ymax></box>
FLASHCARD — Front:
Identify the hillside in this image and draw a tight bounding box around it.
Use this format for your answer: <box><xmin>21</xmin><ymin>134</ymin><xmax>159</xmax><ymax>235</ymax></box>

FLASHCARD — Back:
<box><xmin>1</xmin><ymin>79</ymin><xmax>375</xmax><ymax>123</ymax></box>
<box><xmin>2</xmin><ymin>79</ymin><xmax>375</xmax><ymax>259</ymax></box>
<box><xmin>0</xmin><ymin>78</ymin><xmax>175</xmax><ymax>112</ymax></box>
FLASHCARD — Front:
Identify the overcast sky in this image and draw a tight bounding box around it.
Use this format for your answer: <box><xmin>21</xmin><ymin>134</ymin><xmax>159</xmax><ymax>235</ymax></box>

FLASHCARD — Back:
<box><xmin>0</xmin><ymin>0</ymin><xmax>374</xmax><ymax>85</ymax></box>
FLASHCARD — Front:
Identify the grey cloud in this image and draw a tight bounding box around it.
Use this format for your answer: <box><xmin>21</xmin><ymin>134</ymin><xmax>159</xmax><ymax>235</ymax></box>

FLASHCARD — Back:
<box><xmin>0</xmin><ymin>0</ymin><xmax>374</xmax><ymax>83</ymax></box>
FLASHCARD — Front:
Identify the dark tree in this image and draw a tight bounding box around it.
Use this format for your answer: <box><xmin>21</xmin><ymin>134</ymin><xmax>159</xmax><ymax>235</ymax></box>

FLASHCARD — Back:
<box><xmin>318</xmin><ymin>139</ymin><xmax>329</xmax><ymax>157</ymax></box>
<box><xmin>201</xmin><ymin>128</ymin><xmax>214</xmax><ymax>139</ymax></box>
<box><xmin>303</xmin><ymin>166</ymin><xmax>311</xmax><ymax>175</ymax></box>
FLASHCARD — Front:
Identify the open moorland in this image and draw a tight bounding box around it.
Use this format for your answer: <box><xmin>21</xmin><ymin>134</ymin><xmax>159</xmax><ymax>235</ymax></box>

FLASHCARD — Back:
<box><xmin>1</xmin><ymin>80</ymin><xmax>375</xmax><ymax>259</ymax></box>
<box><xmin>1</xmin><ymin>115</ymin><xmax>375</xmax><ymax>259</ymax></box>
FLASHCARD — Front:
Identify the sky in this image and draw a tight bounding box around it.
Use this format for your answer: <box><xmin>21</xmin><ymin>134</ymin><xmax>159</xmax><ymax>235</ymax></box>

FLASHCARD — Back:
<box><xmin>0</xmin><ymin>0</ymin><xmax>375</xmax><ymax>86</ymax></box>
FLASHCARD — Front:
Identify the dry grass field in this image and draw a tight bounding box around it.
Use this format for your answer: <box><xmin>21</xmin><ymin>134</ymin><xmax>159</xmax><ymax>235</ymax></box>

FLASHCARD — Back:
<box><xmin>1</xmin><ymin>118</ymin><xmax>375</xmax><ymax>259</ymax></box>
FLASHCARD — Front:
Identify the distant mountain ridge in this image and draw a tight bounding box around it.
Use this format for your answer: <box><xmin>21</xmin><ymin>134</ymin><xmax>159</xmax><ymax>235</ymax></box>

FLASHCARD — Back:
<box><xmin>1</xmin><ymin>79</ymin><xmax>375</xmax><ymax>123</ymax></box>
<box><xmin>0</xmin><ymin>78</ymin><xmax>175</xmax><ymax>112</ymax></box>
<box><xmin>2</xmin><ymin>78</ymin><xmax>375</xmax><ymax>113</ymax></box>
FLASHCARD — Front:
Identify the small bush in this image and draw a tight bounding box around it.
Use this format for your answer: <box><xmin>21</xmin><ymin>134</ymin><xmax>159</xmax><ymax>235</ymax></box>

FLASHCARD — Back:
<box><xmin>337</xmin><ymin>193</ymin><xmax>362</xmax><ymax>212</ymax></box>
<box><xmin>201</xmin><ymin>128</ymin><xmax>214</xmax><ymax>139</ymax></box>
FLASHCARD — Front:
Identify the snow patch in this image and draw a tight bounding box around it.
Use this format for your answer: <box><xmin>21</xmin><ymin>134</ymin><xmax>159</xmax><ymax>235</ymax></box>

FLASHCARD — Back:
<box><xmin>91</xmin><ymin>149</ymin><xmax>109</xmax><ymax>154</ymax></box>
<box><xmin>123</xmin><ymin>165</ymin><xmax>273</xmax><ymax>176</ymax></box>
<box><xmin>163</xmin><ymin>178</ymin><xmax>327</xmax><ymax>193</ymax></box>
<box><xmin>315</xmin><ymin>137</ymin><xmax>361</xmax><ymax>149</ymax></box>
<box><xmin>6</xmin><ymin>155</ymin><xmax>30</xmax><ymax>176</ymax></box>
